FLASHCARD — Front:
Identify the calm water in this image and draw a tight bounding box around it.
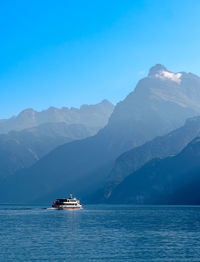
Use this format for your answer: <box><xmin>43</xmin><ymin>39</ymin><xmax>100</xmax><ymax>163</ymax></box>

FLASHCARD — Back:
<box><xmin>1</xmin><ymin>205</ymin><xmax>200</xmax><ymax>261</ymax></box>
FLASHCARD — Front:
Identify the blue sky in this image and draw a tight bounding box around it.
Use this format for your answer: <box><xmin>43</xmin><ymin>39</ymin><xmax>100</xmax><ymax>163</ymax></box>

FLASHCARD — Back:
<box><xmin>1</xmin><ymin>0</ymin><xmax>200</xmax><ymax>118</ymax></box>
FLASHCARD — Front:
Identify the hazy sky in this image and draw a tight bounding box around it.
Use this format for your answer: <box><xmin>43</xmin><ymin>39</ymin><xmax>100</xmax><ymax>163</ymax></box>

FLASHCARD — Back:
<box><xmin>1</xmin><ymin>0</ymin><xmax>200</xmax><ymax>118</ymax></box>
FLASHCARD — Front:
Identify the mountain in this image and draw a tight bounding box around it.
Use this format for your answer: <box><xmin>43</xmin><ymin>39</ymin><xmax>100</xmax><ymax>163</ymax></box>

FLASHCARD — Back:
<box><xmin>0</xmin><ymin>100</ymin><xmax>114</xmax><ymax>180</ymax></box>
<box><xmin>0</xmin><ymin>100</ymin><xmax>114</xmax><ymax>134</ymax></box>
<box><xmin>108</xmin><ymin>137</ymin><xmax>200</xmax><ymax>204</ymax></box>
<box><xmin>0</xmin><ymin>122</ymin><xmax>96</xmax><ymax>180</ymax></box>
<box><xmin>105</xmin><ymin>64</ymin><xmax>200</xmax><ymax>151</ymax></box>
<box><xmin>1</xmin><ymin>64</ymin><xmax>200</xmax><ymax>203</ymax></box>
<box><xmin>99</xmin><ymin>116</ymin><xmax>200</xmax><ymax>201</ymax></box>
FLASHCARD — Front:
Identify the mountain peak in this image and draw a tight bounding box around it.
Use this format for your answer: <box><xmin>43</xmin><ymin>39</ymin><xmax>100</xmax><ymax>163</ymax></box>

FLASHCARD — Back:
<box><xmin>100</xmin><ymin>99</ymin><xmax>114</xmax><ymax>108</ymax></box>
<box><xmin>19</xmin><ymin>108</ymin><xmax>36</xmax><ymax>116</ymax></box>
<box><xmin>101</xmin><ymin>99</ymin><xmax>112</xmax><ymax>105</ymax></box>
<box><xmin>148</xmin><ymin>64</ymin><xmax>182</xmax><ymax>84</ymax></box>
<box><xmin>148</xmin><ymin>64</ymin><xmax>167</xmax><ymax>76</ymax></box>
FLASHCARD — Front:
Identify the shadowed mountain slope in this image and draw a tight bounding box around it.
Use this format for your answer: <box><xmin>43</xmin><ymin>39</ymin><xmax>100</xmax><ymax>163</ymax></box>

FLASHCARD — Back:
<box><xmin>108</xmin><ymin>137</ymin><xmax>200</xmax><ymax>204</ymax></box>
<box><xmin>0</xmin><ymin>122</ymin><xmax>96</xmax><ymax>180</ymax></box>
<box><xmin>98</xmin><ymin>116</ymin><xmax>200</xmax><ymax>201</ymax></box>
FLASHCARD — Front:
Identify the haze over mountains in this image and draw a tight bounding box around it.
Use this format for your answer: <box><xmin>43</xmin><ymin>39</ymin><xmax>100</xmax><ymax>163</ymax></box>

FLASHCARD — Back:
<box><xmin>0</xmin><ymin>123</ymin><xmax>90</xmax><ymax>180</ymax></box>
<box><xmin>0</xmin><ymin>99</ymin><xmax>114</xmax><ymax>134</ymax></box>
<box><xmin>1</xmin><ymin>64</ymin><xmax>200</xmax><ymax>204</ymax></box>
<box><xmin>0</xmin><ymin>100</ymin><xmax>114</xmax><ymax>180</ymax></box>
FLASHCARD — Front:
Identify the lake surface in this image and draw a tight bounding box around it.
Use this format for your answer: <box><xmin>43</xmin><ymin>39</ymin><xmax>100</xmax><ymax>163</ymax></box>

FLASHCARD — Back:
<box><xmin>1</xmin><ymin>205</ymin><xmax>200</xmax><ymax>261</ymax></box>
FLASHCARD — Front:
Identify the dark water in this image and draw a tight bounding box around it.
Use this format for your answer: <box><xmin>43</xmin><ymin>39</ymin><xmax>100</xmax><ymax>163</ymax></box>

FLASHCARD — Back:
<box><xmin>1</xmin><ymin>205</ymin><xmax>200</xmax><ymax>261</ymax></box>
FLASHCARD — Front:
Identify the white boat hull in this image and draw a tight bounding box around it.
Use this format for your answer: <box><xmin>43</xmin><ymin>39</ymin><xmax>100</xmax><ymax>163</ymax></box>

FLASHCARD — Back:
<box><xmin>53</xmin><ymin>205</ymin><xmax>82</xmax><ymax>210</ymax></box>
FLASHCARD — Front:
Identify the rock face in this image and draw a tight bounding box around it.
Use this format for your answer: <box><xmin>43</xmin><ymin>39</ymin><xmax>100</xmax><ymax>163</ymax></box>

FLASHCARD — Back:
<box><xmin>99</xmin><ymin>116</ymin><xmax>200</xmax><ymax>201</ymax></box>
<box><xmin>108</xmin><ymin>137</ymin><xmax>200</xmax><ymax>205</ymax></box>
<box><xmin>0</xmin><ymin>100</ymin><xmax>114</xmax><ymax>134</ymax></box>
<box><xmin>1</xmin><ymin>64</ymin><xmax>200</xmax><ymax>204</ymax></box>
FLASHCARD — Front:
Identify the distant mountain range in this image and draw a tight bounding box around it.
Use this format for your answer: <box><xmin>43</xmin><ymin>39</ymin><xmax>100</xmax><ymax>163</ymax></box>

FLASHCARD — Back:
<box><xmin>0</xmin><ymin>99</ymin><xmax>114</xmax><ymax>134</ymax></box>
<box><xmin>1</xmin><ymin>64</ymin><xmax>200</xmax><ymax>204</ymax></box>
<box><xmin>108</xmin><ymin>137</ymin><xmax>200</xmax><ymax>204</ymax></box>
<box><xmin>0</xmin><ymin>100</ymin><xmax>114</xmax><ymax>180</ymax></box>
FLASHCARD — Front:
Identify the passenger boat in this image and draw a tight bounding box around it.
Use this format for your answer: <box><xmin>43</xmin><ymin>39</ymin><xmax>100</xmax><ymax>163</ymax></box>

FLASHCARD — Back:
<box><xmin>52</xmin><ymin>194</ymin><xmax>82</xmax><ymax>210</ymax></box>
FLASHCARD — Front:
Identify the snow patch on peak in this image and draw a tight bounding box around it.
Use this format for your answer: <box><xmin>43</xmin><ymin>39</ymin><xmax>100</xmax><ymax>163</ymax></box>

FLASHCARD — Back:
<box><xmin>155</xmin><ymin>70</ymin><xmax>182</xmax><ymax>84</ymax></box>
